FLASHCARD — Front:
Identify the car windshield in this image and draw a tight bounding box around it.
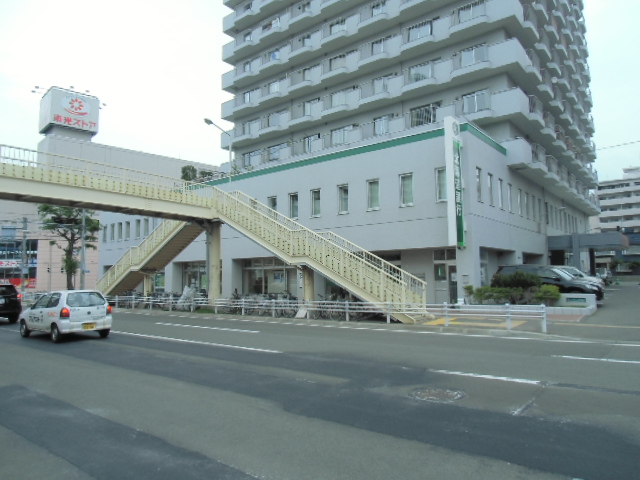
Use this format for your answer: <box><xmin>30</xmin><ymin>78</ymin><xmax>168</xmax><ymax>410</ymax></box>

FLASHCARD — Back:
<box><xmin>67</xmin><ymin>292</ymin><xmax>106</xmax><ymax>307</ymax></box>
<box><xmin>552</xmin><ymin>268</ymin><xmax>573</xmax><ymax>280</ymax></box>
<box><xmin>0</xmin><ymin>285</ymin><xmax>15</xmax><ymax>295</ymax></box>
<box><xmin>562</xmin><ymin>267</ymin><xmax>584</xmax><ymax>277</ymax></box>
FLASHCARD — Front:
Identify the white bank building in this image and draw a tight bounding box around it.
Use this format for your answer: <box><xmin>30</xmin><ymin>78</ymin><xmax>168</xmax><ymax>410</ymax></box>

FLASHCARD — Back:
<box><xmin>41</xmin><ymin>0</ymin><xmax>601</xmax><ymax>304</ymax></box>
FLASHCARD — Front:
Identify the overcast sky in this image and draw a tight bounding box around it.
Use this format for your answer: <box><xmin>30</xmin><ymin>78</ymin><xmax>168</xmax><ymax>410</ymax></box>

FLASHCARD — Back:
<box><xmin>0</xmin><ymin>0</ymin><xmax>636</xmax><ymax>181</ymax></box>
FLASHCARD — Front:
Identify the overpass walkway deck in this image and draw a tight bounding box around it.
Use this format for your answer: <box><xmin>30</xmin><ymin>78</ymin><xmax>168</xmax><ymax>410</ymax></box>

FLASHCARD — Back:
<box><xmin>0</xmin><ymin>144</ymin><xmax>427</xmax><ymax>323</ymax></box>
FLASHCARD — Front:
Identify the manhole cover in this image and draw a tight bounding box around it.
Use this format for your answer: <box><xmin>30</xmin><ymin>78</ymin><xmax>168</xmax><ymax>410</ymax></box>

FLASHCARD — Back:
<box><xmin>410</xmin><ymin>387</ymin><xmax>465</xmax><ymax>403</ymax></box>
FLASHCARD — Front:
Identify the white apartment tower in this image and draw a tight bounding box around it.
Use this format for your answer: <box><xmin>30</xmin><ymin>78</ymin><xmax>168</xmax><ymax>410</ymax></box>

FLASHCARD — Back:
<box><xmin>213</xmin><ymin>0</ymin><xmax>599</xmax><ymax>303</ymax></box>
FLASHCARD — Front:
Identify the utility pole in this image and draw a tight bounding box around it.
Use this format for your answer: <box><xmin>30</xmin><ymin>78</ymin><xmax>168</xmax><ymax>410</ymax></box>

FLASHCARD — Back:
<box><xmin>80</xmin><ymin>209</ymin><xmax>86</xmax><ymax>289</ymax></box>
<box><xmin>21</xmin><ymin>217</ymin><xmax>28</xmax><ymax>292</ymax></box>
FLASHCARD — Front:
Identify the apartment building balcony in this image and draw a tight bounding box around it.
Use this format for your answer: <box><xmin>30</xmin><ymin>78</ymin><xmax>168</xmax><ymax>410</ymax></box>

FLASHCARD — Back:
<box><xmin>531</xmin><ymin>0</ymin><xmax>549</xmax><ymax>23</ymax></box>
<box><xmin>504</xmin><ymin>138</ymin><xmax>599</xmax><ymax>215</ymax></box>
<box><xmin>223</xmin><ymin>0</ymin><xmax>289</xmax><ymax>36</ymax></box>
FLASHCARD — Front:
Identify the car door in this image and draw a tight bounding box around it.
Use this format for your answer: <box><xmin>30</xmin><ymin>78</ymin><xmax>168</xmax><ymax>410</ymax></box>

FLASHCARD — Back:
<box><xmin>27</xmin><ymin>294</ymin><xmax>51</xmax><ymax>330</ymax></box>
<box><xmin>43</xmin><ymin>293</ymin><xmax>62</xmax><ymax>331</ymax></box>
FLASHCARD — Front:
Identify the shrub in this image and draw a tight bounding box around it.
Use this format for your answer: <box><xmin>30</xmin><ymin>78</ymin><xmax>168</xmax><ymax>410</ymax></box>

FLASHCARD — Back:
<box><xmin>491</xmin><ymin>271</ymin><xmax>541</xmax><ymax>304</ymax></box>
<box><xmin>532</xmin><ymin>284</ymin><xmax>561</xmax><ymax>306</ymax></box>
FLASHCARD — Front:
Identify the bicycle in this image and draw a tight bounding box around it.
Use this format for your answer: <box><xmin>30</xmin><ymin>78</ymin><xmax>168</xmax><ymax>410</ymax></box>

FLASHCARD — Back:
<box><xmin>277</xmin><ymin>292</ymin><xmax>299</xmax><ymax>318</ymax></box>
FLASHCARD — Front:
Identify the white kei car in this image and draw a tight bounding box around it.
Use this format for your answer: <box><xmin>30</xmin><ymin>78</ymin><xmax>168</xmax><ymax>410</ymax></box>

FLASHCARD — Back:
<box><xmin>19</xmin><ymin>290</ymin><xmax>113</xmax><ymax>343</ymax></box>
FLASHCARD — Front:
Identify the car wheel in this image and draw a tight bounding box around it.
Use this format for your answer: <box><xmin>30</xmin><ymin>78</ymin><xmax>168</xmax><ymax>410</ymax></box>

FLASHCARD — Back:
<box><xmin>98</xmin><ymin>329</ymin><xmax>110</xmax><ymax>338</ymax></box>
<box><xmin>8</xmin><ymin>313</ymin><xmax>19</xmax><ymax>324</ymax></box>
<box><xmin>19</xmin><ymin>320</ymin><xmax>31</xmax><ymax>338</ymax></box>
<box><xmin>51</xmin><ymin>324</ymin><xmax>62</xmax><ymax>343</ymax></box>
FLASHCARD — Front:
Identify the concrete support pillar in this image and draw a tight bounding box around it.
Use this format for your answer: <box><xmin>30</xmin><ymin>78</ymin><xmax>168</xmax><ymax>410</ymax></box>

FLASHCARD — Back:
<box><xmin>206</xmin><ymin>221</ymin><xmax>222</xmax><ymax>301</ymax></box>
<box><xmin>143</xmin><ymin>275</ymin><xmax>153</xmax><ymax>296</ymax></box>
<box><xmin>301</xmin><ymin>266</ymin><xmax>315</xmax><ymax>302</ymax></box>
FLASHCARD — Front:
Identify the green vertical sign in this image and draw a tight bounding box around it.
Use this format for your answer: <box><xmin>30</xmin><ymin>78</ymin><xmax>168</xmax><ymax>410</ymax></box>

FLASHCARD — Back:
<box><xmin>453</xmin><ymin>139</ymin><xmax>465</xmax><ymax>247</ymax></box>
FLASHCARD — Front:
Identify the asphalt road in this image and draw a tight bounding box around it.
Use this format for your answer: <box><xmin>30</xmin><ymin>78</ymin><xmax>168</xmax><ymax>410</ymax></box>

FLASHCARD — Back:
<box><xmin>1</xmin><ymin>309</ymin><xmax>639</xmax><ymax>480</ymax></box>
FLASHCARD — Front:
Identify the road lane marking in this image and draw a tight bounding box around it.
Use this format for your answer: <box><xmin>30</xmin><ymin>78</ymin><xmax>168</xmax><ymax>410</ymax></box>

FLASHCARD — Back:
<box><xmin>123</xmin><ymin>312</ymin><xmax>640</xmax><ymax>346</ymax></box>
<box><xmin>112</xmin><ymin>331</ymin><xmax>282</xmax><ymax>353</ymax></box>
<box><xmin>155</xmin><ymin>322</ymin><xmax>259</xmax><ymax>333</ymax></box>
<box><xmin>429</xmin><ymin>369</ymin><xmax>542</xmax><ymax>385</ymax></box>
<box><xmin>552</xmin><ymin>355</ymin><xmax>640</xmax><ymax>365</ymax></box>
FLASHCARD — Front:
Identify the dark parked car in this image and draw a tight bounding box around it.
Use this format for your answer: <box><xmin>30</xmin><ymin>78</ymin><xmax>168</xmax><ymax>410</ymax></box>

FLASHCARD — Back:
<box><xmin>0</xmin><ymin>283</ymin><xmax>22</xmax><ymax>323</ymax></box>
<box><xmin>492</xmin><ymin>265</ymin><xmax>604</xmax><ymax>301</ymax></box>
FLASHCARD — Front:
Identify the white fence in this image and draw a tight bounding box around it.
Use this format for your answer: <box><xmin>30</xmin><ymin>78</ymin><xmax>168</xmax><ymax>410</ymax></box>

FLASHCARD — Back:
<box><xmin>107</xmin><ymin>295</ymin><xmax>549</xmax><ymax>333</ymax></box>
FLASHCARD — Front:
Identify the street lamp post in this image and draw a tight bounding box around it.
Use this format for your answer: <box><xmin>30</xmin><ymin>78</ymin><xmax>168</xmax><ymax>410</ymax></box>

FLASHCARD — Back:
<box><xmin>204</xmin><ymin>118</ymin><xmax>233</xmax><ymax>183</ymax></box>
<box><xmin>203</xmin><ymin>118</ymin><xmax>234</xmax><ymax>302</ymax></box>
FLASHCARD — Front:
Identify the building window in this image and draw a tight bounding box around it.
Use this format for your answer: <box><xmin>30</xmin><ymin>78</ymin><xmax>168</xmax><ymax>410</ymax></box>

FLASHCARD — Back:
<box><xmin>329</xmin><ymin>54</ymin><xmax>346</xmax><ymax>71</ymax></box>
<box><xmin>268</xmin><ymin>143</ymin><xmax>287</xmax><ymax>161</ymax></box>
<box><xmin>143</xmin><ymin>218</ymin><xmax>150</xmax><ymax>236</ymax></box>
<box><xmin>303</xmin><ymin>133</ymin><xmax>320</xmax><ymax>153</ymax></box>
<box><xmin>460</xmin><ymin>44</ymin><xmax>488</xmax><ymax>67</ymax></box>
<box><xmin>289</xmin><ymin>193</ymin><xmax>298</xmax><ymax>219</ymax></box>
<box><xmin>518</xmin><ymin>189</ymin><xmax>523</xmax><ymax>215</ymax></box>
<box><xmin>302</xmin><ymin>66</ymin><xmax>314</xmax><ymax>80</ymax></box>
<box><xmin>475</xmin><ymin>167</ymin><xmax>482</xmax><ymax>202</ymax></box>
<box><xmin>338</xmin><ymin>185</ymin><xmax>349</xmax><ymax>214</ymax></box>
<box><xmin>243</xmin><ymin>31</ymin><xmax>252</xmax><ymax>42</ymax></box>
<box><xmin>372</xmin><ymin>1</ymin><xmax>386</xmax><ymax>16</ymax></box>
<box><xmin>487</xmin><ymin>173</ymin><xmax>494</xmax><ymax>206</ymax></box>
<box><xmin>109</xmin><ymin>224</ymin><xmax>115</xmax><ymax>241</ymax></box>
<box><xmin>507</xmin><ymin>184</ymin><xmax>513</xmax><ymax>212</ymax></box>
<box><xmin>436</xmin><ymin>168</ymin><xmax>447</xmax><ymax>202</ymax></box>
<box><xmin>525</xmin><ymin>193</ymin><xmax>530</xmax><ymax>219</ymax></box>
<box><xmin>409</xmin><ymin>62</ymin><xmax>433</xmax><ymax>83</ymax></box>
<box><xmin>408</xmin><ymin>20</ymin><xmax>432</xmax><ymax>42</ymax></box>
<box><xmin>498</xmin><ymin>178</ymin><xmax>504</xmax><ymax>209</ymax></box>
<box><xmin>367</xmin><ymin>179</ymin><xmax>380</xmax><ymax>210</ymax></box>
<box><xmin>304</xmin><ymin>97</ymin><xmax>319</xmax><ymax>115</ymax></box>
<box><xmin>371</xmin><ymin>37</ymin><xmax>388</xmax><ymax>55</ymax></box>
<box><xmin>243</xmin><ymin>88</ymin><xmax>259</xmax><ymax>104</ymax></box>
<box><xmin>373</xmin><ymin>75</ymin><xmax>391</xmax><ymax>94</ymax></box>
<box><xmin>331</xmin><ymin>125</ymin><xmax>353</xmax><ymax>146</ymax></box>
<box><xmin>330</xmin><ymin>18</ymin><xmax>346</xmax><ymax>35</ymax></box>
<box><xmin>243</xmin><ymin>150</ymin><xmax>261</xmax><ymax>167</ymax></box>
<box><xmin>331</xmin><ymin>90</ymin><xmax>348</xmax><ymax>108</ymax></box>
<box><xmin>462</xmin><ymin>90</ymin><xmax>490</xmax><ymax>114</ymax></box>
<box><xmin>125</xmin><ymin>221</ymin><xmax>131</xmax><ymax>241</ymax></box>
<box><xmin>311</xmin><ymin>189</ymin><xmax>321</xmax><ymax>217</ymax></box>
<box><xmin>410</xmin><ymin>103</ymin><xmax>438</xmax><ymax>126</ymax></box>
<box><xmin>532</xmin><ymin>195</ymin><xmax>537</xmax><ymax>220</ymax></box>
<box><xmin>458</xmin><ymin>0</ymin><xmax>486</xmax><ymax>23</ymax></box>
<box><xmin>268</xmin><ymin>196</ymin><xmax>277</xmax><ymax>211</ymax></box>
<box><xmin>374</xmin><ymin>115</ymin><xmax>390</xmax><ymax>135</ymax></box>
<box><xmin>268</xmin><ymin>48</ymin><xmax>280</xmax><ymax>61</ymax></box>
<box><xmin>117</xmin><ymin>223</ymin><xmax>123</xmax><ymax>241</ymax></box>
<box><xmin>300</xmin><ymin>33</ymin><xmax>312</xmax><ymax>47</ymax></box>
<box><xmin>400</xmin><ymin>173</ymin><xmax>414</xmax><ymax>207</ymax></box>
<box><xmin>267</xmin><ymin>80</ymin><xmax>281</xmax><ymax>94</ymax></box>
<box><xmin>102</xmin><ymin>226</ymin><xmax>107</xmax><ymax>243</ymax></box>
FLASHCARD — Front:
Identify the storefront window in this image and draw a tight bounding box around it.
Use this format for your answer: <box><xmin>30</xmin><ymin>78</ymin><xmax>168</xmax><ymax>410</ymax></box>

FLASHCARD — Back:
<box><xmin>242</xmin><ymin>258</ymin><xmax>296</xmax><ymax>295</ymax></box>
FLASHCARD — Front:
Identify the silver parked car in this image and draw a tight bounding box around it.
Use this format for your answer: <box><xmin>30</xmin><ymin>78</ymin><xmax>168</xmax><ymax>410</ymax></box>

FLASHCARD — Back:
<box><xmin>19</xmin><ymin>290</ymin><xmax>113</xmax><ymax>343</ymax></box>
<box><xmin>551</xmin><ymin>265</ymin><xmax>605</xmax><ymax>288</ymax></box>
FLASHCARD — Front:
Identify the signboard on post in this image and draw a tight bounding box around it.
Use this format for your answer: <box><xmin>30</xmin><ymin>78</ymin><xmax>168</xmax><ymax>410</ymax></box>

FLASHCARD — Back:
<box><xmin>39</xmin><ymin>87</ymin><xmax>100</xmax><ymax>136</ymax></box>
<box><xmin>445</xmin><ymin>117</ymin><xmax>465</xmax><ymax>248</ymax></box>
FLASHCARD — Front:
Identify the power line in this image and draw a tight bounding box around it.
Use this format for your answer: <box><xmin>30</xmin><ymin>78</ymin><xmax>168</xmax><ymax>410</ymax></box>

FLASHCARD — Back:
<box><xmin>597</xmin><ymin>140</ymin><xmax>640</xmax><ymax>151</ymax></box>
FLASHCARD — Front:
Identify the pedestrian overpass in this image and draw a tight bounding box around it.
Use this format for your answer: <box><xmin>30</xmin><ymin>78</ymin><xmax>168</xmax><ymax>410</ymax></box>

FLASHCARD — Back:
<box><xmin>0</xmin><ymin>144</ymin><xmax>427</xmax><ymax>323</ymax></box>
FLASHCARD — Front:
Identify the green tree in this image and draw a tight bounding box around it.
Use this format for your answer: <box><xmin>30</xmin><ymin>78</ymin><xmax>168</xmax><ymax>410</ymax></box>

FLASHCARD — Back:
<box><xmin>38</xmin><ymin>206</ymin><xmax>100</xmax><ymax>290</ymax></box>
<box><xmin>181</xmin><ymin>165</ymin><xmax>198</xmax><ymax>182</ymax></box>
